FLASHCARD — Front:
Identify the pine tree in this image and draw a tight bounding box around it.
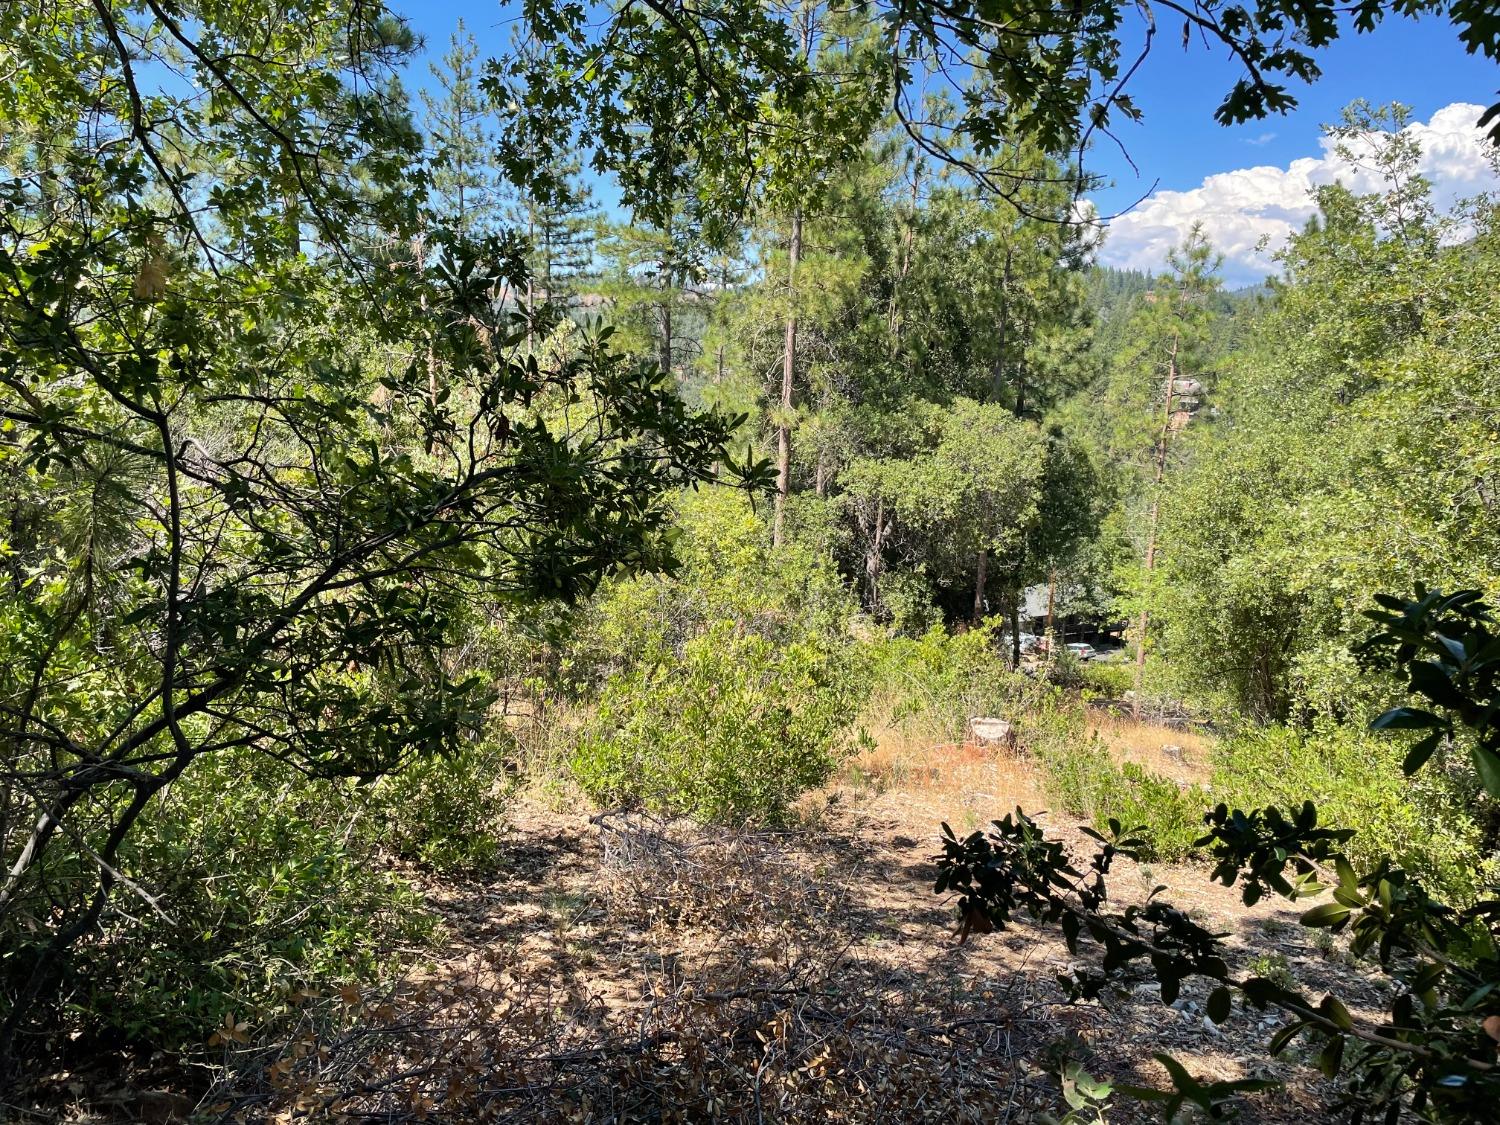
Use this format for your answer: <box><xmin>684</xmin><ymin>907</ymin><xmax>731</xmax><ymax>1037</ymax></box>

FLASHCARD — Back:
<box><xmin>420</xmin><ymin>21</ymin><xmax>501</xmax><ymax>234</ymax></box>
<box><xmin>528</xmin><ymin>154</ymin><xmax>602</xmax><ymax>301</ymax></box>
<box><xmin>595</xmin><ymin>198</ymin><xmax>714</xmax><ymax>375</ymax></box>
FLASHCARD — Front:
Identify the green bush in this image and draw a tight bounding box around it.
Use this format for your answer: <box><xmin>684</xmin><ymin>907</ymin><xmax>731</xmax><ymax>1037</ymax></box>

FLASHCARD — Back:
<box><xmin>571</xmin><ymin>623</ymin><xmax>859</xmax><ymax>824</ymax></box>
<box><xmin>861</xmin><ymin>622</ymin><xmax>1057</xmax><ymax>743</ymax></box>
<box><xmin>1211</xmin><ymin>724</ymin><xmax>1490</xmax><ymax>900</ymax></box>
<box><xmin>79</xmin><ymin>753</ymin><xmax>435</xmax><ymax>1048</ymax></box>
<box><xmin>572</xmin><ymin>488</ymin><xmax>853</xmax><ymax>692</ymax></box>
<box><xmin>563</xmin><ymin>488</ymin><xmax>862</xmax><ymax>824</ymax></box>
<box><xmin>876</xmin><ymin>568</ymin><xmax>943</xmax><ymax>636</ymax></box>
<box><xmin>369</xmin><ymin>738</ymin><xmax>517</xmax><ymax>874</ymax></box>
<box><xmin>1077</xmin><ymin>658</ymin><xmax>1134</xmax><ymax>700</ymax></box>
<box><xmin>1109</xmin><ymin>764</ymin><xmax>1213</xmax><ymax>861</ymax></box>
<box><xmin>1033</xmin><ymin>734</ymin><xmax>1208</xmax><ymax>861</ymax></box>
<box><xmin>1028</xmin><ymin>718</ymin><xmax>1489</xmax><ymax>887</ymax></box>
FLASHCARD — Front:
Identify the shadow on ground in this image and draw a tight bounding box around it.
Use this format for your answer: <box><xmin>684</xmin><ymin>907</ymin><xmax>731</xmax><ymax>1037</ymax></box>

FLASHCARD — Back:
<box><xmin>200</xmin><ymin>795</ymin><xmax>1354</xmax><ymax>1123</ymax></box>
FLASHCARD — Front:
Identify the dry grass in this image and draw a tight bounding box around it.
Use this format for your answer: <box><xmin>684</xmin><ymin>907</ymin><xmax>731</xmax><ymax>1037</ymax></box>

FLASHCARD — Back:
<box><xmin>1086</xmin><ymin>712</ymin><xmax>1214</xmax><ymax>785</ymax></box>
<box><xmin>836</xmin><ymin>721</ymin><xmax>1048</xmax><ymax>842</ymax></box>
<box><xmin>839</xmin><ymin>707</ymin><xmax>1214</xmax><ymax>838</ymax></box>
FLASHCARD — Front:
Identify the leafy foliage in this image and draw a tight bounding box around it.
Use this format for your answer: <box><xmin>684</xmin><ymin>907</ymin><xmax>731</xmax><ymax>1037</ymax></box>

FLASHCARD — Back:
<box><xmin>495</xmin><ymin>0</ymin><xmax>1500</xmax><ymax>223</ymax></box>
<box><xmin>0</xmin><ymin>0</ymin><xmax>764</xmax><ymax>1058</ymax></box>
<box><xmin>1149</xmin><ymin>110</ymin><xmax>1500</xmax><ymax>724</ymax></box>
<box><xmin>75</xmin><ymin>753</ymin><xmax>435</xmax><ymax>1048</ymax></box>
<box><xmin>938</xmin><ymin>588</ymin><xmax>1500</xmax><ymax>1122</ymax></box>
<box><xmin>369</xmin><ymin>739</ymin><xmax>517</xmax><ymax>874</ymax></box>
<box><xmin>1363</xmin><ymin>588</ymin><xmax>1500</xmax><ymax>797</ymax></box>
<box><xmin>572</xmin><ymin>622</ymin><xmax>858</xmax><ymax>824</ymax></box>
<box><xmin>7</xmin><ymin>0</ymin><xmax>1500</xmax><ymax>1106</ymax></box>
<box><xmin>569</xmin><ymin>490</ymin><xmax>859</xmax><ymax>824</ymax></box>
<box><xmin>1210</xmin><ymin>723</ymin><xmax>1490</xmax><ymax>901</ymax></box>
<box><xmin>1036</xmin><ymin>739</ymin><xmax>1210</xmax><ymax>862</ymax></box>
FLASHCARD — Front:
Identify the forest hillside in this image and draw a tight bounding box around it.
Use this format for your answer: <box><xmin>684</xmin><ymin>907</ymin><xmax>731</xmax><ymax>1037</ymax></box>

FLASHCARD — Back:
<box><xmin>3</xmin><ymin>2</ymin><xmax>1500</xmax><ymax>1121</ymax></box>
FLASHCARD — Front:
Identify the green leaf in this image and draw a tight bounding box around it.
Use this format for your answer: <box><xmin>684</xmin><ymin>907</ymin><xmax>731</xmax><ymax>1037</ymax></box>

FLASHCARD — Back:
<box><xmin>1402</xmin><ymin>730</ymin><xmax>1444</xmax><ymax>776</ymax></box>
<box><xmin>1318</xmin><ymin>1034</ymin><xmax>1345</xmax><ymax>1078</ymax></box>
<box><xmin>1320</xmin><ymin>995</ymin><xmax>1354</xmax><ymax>1031</ymax></box>
<box><xmin>1371</xmin><ymin>706</ymin><xmax>1440</xmax><ymax>731</ymax></box>
<box><xmin>1409</xmin><ymin>660</ymin><xmax>1464</xmax><ymax>707</ymax></box>
<box><xmin>1472</xmin><ymin>745</ymin><xmax>1500</xmax><ymax>799</ymax></box>
<box><xmin>1268</xmin><ymin>1020</ymin><xmax>1306</xmax><ymax>1054</ymax></box>
<box><xmin>1300</xmin><ymin>902</ymin><xmax>1351</xmax><ymax>927</ymax></box>
<box><xmin>1207</xmin><ymin>986</ymin><xmax>1232</xmax><ymax>1024</ymax></box>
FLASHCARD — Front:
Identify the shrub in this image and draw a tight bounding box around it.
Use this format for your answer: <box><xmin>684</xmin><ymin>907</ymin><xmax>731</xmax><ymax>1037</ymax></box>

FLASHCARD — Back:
<box><xmin>1038</xmin><ymin>647</ymin><xmax>1085</xmax><ymax>689</ymax></box>
<box><xmin>1077</xmin><ymin>658</ymin><xmax>1134</xmax><ymax>700</ymax></box>
<box><xmin>861</xmin><ymin>622</ymin><xmax>1052</xmax><ymax>743</ymax></box>
<box><xmin>1107</xmin><ymin>764</ymin><xmax>1212</xmax><ymax>861</ymax></box>
<box><xmin>563</xmin><ymin>489</ymin><xmax>862</xmax><ymax>824</ymax></box>
<box><xmin>571</xmin><ymin>624</ymin><xmax>859</xmax><ymax>824</ymax></box>
<box><xmin>71</xmin><ymin>753</ymin><xmax>435</xmax><ymax>1049</ymax></box>
<box><xmin>1211</xmin><ymin>723</ymin><xmax>1489</xmax><ymax>900</ymax></box>
<box><xmin>876</xmin><ymin>568</ymin><xmax>942</xmax><ymax>636</ymax></box>
<box><xmin>369</xmin><ymin>738</ymin><xmax>517</xmax><ymax>874</ymax></box>
<box><xmin>1033</xmin><ymin>735</ymin><xmax>1208</xmax><ymax>862</ymax></box>
<box><xmin>571</xmin><ymin>488</ymin><xmax>853</xmax><ymax>692</ymax></box>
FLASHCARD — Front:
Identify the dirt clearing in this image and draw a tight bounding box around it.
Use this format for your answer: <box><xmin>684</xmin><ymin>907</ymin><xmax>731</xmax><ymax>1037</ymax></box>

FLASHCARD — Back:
<box><xmin>194</xmin><ymin>725</ymin><xmax>1377</xmax><ymax>1123</ymax></box>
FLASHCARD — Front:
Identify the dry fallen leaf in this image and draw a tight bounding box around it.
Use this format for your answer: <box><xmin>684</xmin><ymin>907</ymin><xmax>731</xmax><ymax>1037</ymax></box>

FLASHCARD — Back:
<box><xmin>132</xmin><ymin>255</ymin><xmax>170</xmax><ymax>300</ymax></box>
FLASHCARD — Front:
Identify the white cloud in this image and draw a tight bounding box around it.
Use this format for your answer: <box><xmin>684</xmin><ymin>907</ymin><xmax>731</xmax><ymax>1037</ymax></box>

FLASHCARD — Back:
<box><xmin>1095</xmin><ymin>103</ymin><xmax>1500</xmax><ymax>286</ymax></box>
<box><xmin>1245</xmin><ymin>131</ymin><xmax>1276</xmax><ymax>146</ymax></box>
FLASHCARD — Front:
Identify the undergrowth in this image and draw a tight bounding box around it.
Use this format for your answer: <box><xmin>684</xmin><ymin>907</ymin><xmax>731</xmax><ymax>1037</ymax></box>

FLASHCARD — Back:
<box><xmin>86</xmin><ymin>753</ymin><xmax>438</xmax><ymax>1049</ymax></box>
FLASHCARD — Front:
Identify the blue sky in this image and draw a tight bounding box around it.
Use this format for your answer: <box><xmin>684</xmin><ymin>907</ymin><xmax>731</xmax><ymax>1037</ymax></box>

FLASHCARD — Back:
<box><xmin>394</xmin><ymin>4</ymin><xmax>1499</xmax><ymax>283</ymax></box>
<box><xmin>1086</xmin><ymin>10</ymin><xmax>1497</xmax><ymax>218</ymax></box>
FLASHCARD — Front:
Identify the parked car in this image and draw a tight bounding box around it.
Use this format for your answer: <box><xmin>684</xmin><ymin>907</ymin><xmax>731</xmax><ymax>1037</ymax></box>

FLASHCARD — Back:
<box><xmin>999</xmin><ymin>631</ymin><xmax>1041</xmax><ymax>654</ymax></box>
<box><xmin>1065</xmin><ymin>642</ymin><xmax>1098</xmax><ymax>662</ymax></box>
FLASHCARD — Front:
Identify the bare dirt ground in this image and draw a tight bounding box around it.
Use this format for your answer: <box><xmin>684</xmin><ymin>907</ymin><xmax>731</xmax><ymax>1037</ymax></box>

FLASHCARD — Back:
<box><xmin>192</xmin><ymin>717</ymin><xmax>1382</xmax><ymax>1123</ymax></box>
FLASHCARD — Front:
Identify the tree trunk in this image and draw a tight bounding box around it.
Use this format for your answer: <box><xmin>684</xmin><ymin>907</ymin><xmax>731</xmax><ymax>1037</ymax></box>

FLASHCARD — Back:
<box><xmin>1012</xmin><ymin>316</ymin><xmax>1029</xmax><ymax>419</ymax></box>
<box><xmin>988</xmin><ymin>245</ymin><xmax>1014</xmax><ymax>404</ymax></box>
<box><xmin>526</xmin><ymin>195</ymin><xmax>536</xmax><ymax>353</ymax></box>
<box><xmin>415</xmin><ymin>233</ymin><xmax>438</xmax><ymax>406</ymax></box>
<box><xmin>973</xmin><ymin>547</ymin><xmax>988</xmax><ymax>623</ymax></box>
<box><xmin>1009</xmin><ymin>592</ymin><xmax>1022</xmax><ymax>667</ymax></box>
<box><xmin>660</xmin><ymin>297</ymin><xmax>673</xmax><ymax>376</ymax></box>
<box><xmin>887</xmin><ymin>163</ymin><xmax>921</xmax><ymax>345</ymax></box>
<box><xmin>772</xmin><ymin>208</ymin><xmax>802</xmax><ymax>548</ymax></box>
<box><xmin>1133</xmin><ymin>332</ymin><xmax>1180</xmax><ymax>717</ymax></box>
<box><xmin>660</xmin><ymin>209</ymin><xmax>676</xmax><ymax>376</ymax></box>
<box><xmin>864</xmin><ymin>496</ymin><xmax>885</xmax><ymax>613</ymax></box>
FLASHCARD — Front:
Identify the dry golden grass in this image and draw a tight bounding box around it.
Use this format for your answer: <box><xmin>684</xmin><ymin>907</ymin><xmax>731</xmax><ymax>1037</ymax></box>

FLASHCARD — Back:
<box><xmin>835</xmin><ymin>707</ymin><xmax>1217</xmax><ymax>844</ymax></box>
<box><xmin>835</xmin><ymin>720</ymin><xmax>1048</xmax><ymax>841</ymax></box>
<box><xmin>848</xmin><ymin>711</ymin><xmax>1216</xmax><ymax>801</ymax></box>
<box><xmin>1087</xmin><ymin>711</ymin><xmax>1214</xmax><ymax>785</ymax></box>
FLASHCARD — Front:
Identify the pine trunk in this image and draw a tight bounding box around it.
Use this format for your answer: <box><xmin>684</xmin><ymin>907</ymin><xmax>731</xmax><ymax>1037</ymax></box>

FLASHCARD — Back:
<box><xmin>973</xmin><ymin>547</ymin><xmax>988</xmax><ymax>623</ymax></box>
<box><xmin>1133</xmin><ymin>332</ymin><xmax>1180</xmax><ymax>716</ymax></box>
<box><xmin>772</xmin><ymin>208</ymin><xmax>802</xmax><ymax>548</ymax></box>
